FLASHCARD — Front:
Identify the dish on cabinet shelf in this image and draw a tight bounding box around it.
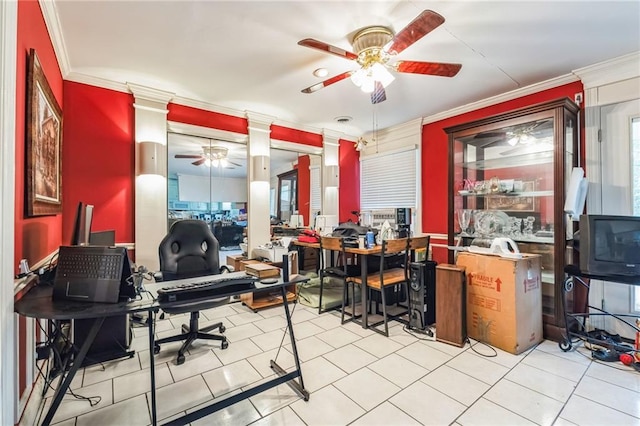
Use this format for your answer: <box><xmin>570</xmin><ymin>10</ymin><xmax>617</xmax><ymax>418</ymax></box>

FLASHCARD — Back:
<box><xmin>473</xmin><ymin>210</ymin><xmax>510</xmax><ymax>236</ymax></box>
<box><xmin>458</xmin><ymin>190</ymin><xmax>471</xmax><ymax>196</ymax></box>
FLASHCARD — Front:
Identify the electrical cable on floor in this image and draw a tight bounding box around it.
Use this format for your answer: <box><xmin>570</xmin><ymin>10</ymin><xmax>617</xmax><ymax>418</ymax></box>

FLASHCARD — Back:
<box><xmin>573</xmin><ymin>340</ymin><xmax>640</xmax><ymax>372</ymax></box>
<box><xmin>467</xmin><ymin>337</ymin><xmax>498</xmax><ymax>357</ymax></box>
<box><xmin>402</xmin><ymin>324</ymin><xmax>436</xmax><ymax>341</ymax></box>
<box><xmin>35</xmin><ymin>321</ymin><xmax>104</xmax><ymax>406</ymax></box>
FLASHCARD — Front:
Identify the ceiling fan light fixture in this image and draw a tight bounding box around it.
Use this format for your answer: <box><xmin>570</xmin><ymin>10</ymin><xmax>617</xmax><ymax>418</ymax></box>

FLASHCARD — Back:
<box><xmin>371</xmin><ymin>62</ymin><xmax>395</xmax><ymax>88</ymax></box>
<box><xmin>350</xmin><ymin>68</ymin><xmax>366</xmax><ymax>87</ymax></box>
<box><xmin>204</xmin><ymin>158</ymin><xmax>212</xmax><ymax>167</ymax></box>
<box><xmin>360</xmin><ymin>76</ymin><xmax>375</xmax><ymax>93</ymax></box>
<box><xmin>219</xmin><ymin>158</ymin><xmax>228</xmax><ymax>168</ymax></box>
<box><xmin>313</xmin><ymin>68</ymin><xmax>328</xmax><ymax>78</ymax></box>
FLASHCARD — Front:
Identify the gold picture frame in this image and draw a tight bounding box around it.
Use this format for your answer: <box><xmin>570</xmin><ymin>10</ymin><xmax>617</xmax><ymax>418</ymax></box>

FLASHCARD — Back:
<box><xmin>26</xmin><ymin>48</ymin><xmax>63</xmax><ymax>216</ymax></box>
<box><xmin>486</xmin><ymin>181</ymin><xmax>536</xmax><ymax>211</ymax></box>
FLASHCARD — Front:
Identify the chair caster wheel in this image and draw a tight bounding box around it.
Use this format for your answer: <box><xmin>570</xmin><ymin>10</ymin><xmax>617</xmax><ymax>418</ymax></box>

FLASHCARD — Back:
<box><xmin>559</xmin><ymin>339</ymin><xmax>572</xmax><ymax>352</ymax></box>
<box><xmin>177</xmin><ymin>354</ymin><xmax>186</xmax><ymax>365</ymax></box>
<box><xmin>181</xmin><ymin>324</ymin><xmax>189</xmax><ymax>333</ymax></box>
<box><xmin>221</xmin><ymin>341</ymin><xmax>229</xmax><ymax>350</ymax></box>
<box><xmin>159</xmin><ymin>313</ymin><xmax>165</xmax><ymax>320</ymax></box>
<box><xmin>154</xmin><ymin>344</ymin><xmax>161</xmax><ymax>354</ymax></box>
<box><xmin>219</xmin><ymin>325</ymin><xmax>226</xmax><ymax>333</ymax></box>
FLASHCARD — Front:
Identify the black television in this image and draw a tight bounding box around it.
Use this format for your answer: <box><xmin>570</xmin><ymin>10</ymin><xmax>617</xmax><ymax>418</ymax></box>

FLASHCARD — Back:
<box><xmin>579</xmin><ymin>214</ymin><xmax>640</xmax><ymax>276</ymax></box>
<box><xmin>71</xmin><ymin>202</ymin><xmax>94</xmax><ymax>246</ymax></box>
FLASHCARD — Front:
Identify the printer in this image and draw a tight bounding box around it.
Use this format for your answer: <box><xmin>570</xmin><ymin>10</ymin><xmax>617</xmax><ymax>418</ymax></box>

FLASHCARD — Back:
<box><xmin>251</xmin><ymin>237</ymin><xmax>292</xmax><ymax>262</ymax></box>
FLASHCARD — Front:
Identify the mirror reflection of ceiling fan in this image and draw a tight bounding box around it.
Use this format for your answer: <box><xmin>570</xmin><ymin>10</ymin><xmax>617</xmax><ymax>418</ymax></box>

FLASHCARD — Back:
<box><xmin>298</xmin><ymin>10</ymin><xmax>462</xmax><ymax>104</ymax></box>
<box><xmin>472</xmin><ymin>119</ymin><xmax>555</xmax><ymax>152</ymax></box>
<box><xmin>174</xmin><ymin>145</ymin><xmax>242</xmax><ymax>168</ymax></box>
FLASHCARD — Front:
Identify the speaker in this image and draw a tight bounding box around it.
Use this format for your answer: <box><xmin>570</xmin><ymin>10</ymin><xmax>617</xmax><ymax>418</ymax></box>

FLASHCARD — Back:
<box><xmin>407</xmin><ymin>261</ymin><xmax>436</xmax><ymax>330</ymax></box>
<box><xmin>435</xmin><ymin>264</ymin><xmax>466</xmax><ymax>347</ymax></box>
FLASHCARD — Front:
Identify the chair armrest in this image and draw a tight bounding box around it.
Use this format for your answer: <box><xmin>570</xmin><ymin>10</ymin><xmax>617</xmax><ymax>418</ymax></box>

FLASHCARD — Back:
<box><xmin>220</xmin><ymin>265</ymin><xmax>234</xmax><ymax>274</ymax></box>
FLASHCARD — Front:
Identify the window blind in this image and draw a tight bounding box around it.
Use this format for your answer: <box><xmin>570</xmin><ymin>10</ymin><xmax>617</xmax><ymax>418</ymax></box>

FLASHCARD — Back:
<box><xmin>360</xmin><ymin>149</ymin><xmax>417</xmax><ymax>210</ymax></box>
<box><xmin>310</xmin><ymin>166</ymin><xmax>321</xmax><ymax>212</ymax></box>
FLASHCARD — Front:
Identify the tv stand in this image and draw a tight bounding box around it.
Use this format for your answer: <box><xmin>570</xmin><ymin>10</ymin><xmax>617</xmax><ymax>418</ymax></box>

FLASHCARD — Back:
<box><xmin>559</xmin><ymin>264</ymin><xmax>639</xmax><ymax>357</ymax></box>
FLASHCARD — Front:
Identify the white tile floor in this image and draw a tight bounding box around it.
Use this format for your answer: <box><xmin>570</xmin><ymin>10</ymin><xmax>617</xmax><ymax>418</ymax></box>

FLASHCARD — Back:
<box><xmin>36</xmin><ymin>301</ymin><xmax>640</xmax><ymax>426</ymax></box>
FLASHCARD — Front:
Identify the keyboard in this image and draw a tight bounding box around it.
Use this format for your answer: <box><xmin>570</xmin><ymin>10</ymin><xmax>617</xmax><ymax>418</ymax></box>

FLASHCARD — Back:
<box><xmin>57</xmin><ymin>250</ymin><xmax>123</xmax><ymax>280</ymax></box>
<box><xmin>156</xmin><ymin>273</ymin><xmax>259</xmax><ymax>304</ymax></box>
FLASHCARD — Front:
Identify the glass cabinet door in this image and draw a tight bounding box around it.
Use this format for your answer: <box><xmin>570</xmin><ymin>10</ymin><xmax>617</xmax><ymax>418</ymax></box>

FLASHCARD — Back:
<box><xmin>446</xmin><ymin>98</ymin><xmax>579</xmax><ymax>340</ymax></box>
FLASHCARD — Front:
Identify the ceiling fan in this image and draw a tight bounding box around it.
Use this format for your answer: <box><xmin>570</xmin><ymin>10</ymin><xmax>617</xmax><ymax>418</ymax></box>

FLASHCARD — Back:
<box><xmin>298</xmin><ymin>9</ymin><xmax>462</xmax><ymax>103</ymax></box>
<box><xmin>174</xmin><ymin>146</ymin><xmax>241</xmax><ymax>168</ymax></box>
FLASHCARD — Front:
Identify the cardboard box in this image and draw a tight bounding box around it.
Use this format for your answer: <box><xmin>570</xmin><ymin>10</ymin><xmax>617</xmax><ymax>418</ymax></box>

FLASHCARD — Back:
<box><xmin>456</xmin><ymin>252</ymin><xmax>542</xmax><ymax>354</ymax></box>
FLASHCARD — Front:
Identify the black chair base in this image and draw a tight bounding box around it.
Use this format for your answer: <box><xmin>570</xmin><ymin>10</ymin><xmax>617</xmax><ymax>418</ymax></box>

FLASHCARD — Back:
<box><xmin>154</xmin><ymin>311</ymin><xmax>227</xmax><ymax>365</ymax></box>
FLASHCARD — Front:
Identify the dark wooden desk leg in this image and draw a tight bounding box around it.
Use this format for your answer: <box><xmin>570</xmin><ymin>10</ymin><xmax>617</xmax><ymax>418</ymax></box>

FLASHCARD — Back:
<box><xmin>270</xmin><ymin>286</ymin><xmax>309</xmax><ymax>400</ymax></box>
<box><xmin>360</xmin><ymin>254</ymin><xmax>368</xmax><ymax>329</ymax></box>
<box><xmin>42</xmin><ymin>316</ymin><xmax>105</xmax><ymax>426</ymax></box>
<box><xmin>148</xmin><ymin>309</ymin><xmax>157</xmax><ymax>426</ymax></box>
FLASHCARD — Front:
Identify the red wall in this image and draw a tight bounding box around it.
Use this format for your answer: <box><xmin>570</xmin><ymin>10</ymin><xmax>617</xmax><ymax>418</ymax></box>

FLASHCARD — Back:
<box><xmin>15</xmin><ymin>0</ymin><xmax>64</xmax><ymax>400</ymax></box>
<box><xmin>422</xmin><ymin>81</ymin><xmax>584</xmax><ymax>263</ymax></box>
<box><xmin>339</xmin><ymin>139</ymin><xmax>360</xmax><ymax>223</ymax></box>
<box><xmin>168</xmin><ymin>104</ymin><xmax>248</xmax><ymax>134</ymax></box>
<box><xmin>62</xmin><ymin>82</ymin><xmax>135</xmax><ymax>244</ymax></box>
<box><xmin>271</xmin><ymin>125</ymin><xmax>323</xmax><ymax>147</ymax></box>
<box><xmin>15</xmin><ymin>0</ymin><xmax>64</xmax><ymax>271</ymax></box>
<box><xmin>297</xmin><ymin>155</ymin><xmax>310</xmax><ymax>225</ymax></box>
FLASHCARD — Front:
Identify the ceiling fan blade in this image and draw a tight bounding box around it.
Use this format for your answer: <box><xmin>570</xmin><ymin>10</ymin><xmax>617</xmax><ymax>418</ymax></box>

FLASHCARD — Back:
<box><xmin>175</xmin><ymin>154</ymin><xmax>203</xmax><ymax>159</ymax></box>
<box><xmin>395</xmin><ymin>60</ymin><xmax>461</xmax><ymax>77</ymax></box>
<box><xmin>386</xmin><ymin>10</ymin><xmax>445</xmax><ymax>55</ymax></box>
<box><xmin>298</xmin><ymin>38</ymin><xmax>358</xmax><ymax>61</ymax></box>
<box><xmin>192</xmin><ymin>158</ymin><xmax>205</xmax><ymax>166</ymax></box>
<box><xmin>301</xmin><ymin>71</ymin><xmax>354</xmax><ymax>94</ymax></box>
<box><xmin>228</xmin><ymin>161</ymin><xmax>242</xmax><ymax>167</ymax></box>
<box><xmin>371</xmin><ymin>82</ymin><xmax>387</xmax><ymax>104</ymax></box>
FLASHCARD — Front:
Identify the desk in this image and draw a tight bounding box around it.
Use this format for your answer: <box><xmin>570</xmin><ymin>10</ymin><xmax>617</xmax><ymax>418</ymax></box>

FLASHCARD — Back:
<box><xmin>292</xmin><ymin>240</ymin><xmax>383</xmax><ymax>329</ymax></box>
<box><xmin>15</xmin><ymin>272</ymin><xmax>310</xmax><ymax>426</ymax></box>
<box><xmin>14</xmin><ymin>287</ymin><xmax>158</xmax><ymax>426</ymax></box>
<box><xmin>560</xmin><ymin>265</ymin><xmax>640</xmax><ymax>355</ymax></box>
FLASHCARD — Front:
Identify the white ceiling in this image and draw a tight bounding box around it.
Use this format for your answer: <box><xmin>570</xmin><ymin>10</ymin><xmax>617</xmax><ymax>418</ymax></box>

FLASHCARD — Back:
<box><xmin>50</xmin><ymin>1</ymin><xmax>639</xmax><ymax>137</ymax></box>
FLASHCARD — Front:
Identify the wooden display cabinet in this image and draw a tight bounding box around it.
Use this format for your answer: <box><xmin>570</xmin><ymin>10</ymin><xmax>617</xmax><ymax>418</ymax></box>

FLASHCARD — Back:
<box><xmin>445</xmin><ymin>98</ymin><xmax>580</xmax><ymax>341</ymax></box>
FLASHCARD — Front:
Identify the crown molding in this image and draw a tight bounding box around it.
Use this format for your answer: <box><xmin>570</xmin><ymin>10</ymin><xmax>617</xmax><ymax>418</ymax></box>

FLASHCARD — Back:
<box><xmin>245</xmin><ymin>111</ymin><xmax>275</xmax><ymax>130</ymax></box>
<box><xmin>65</xmin><ymin>71</ymin><xmax>130</xmax><ymax>93</ymax></box>
<box><xmin>39</xmin><ymin>0</ymin><xmax>70</xmax><ymax>76</ymax></box>
<box><xmin>127</xmin><ymin>83</ymin><xmax>174</xmax><ymax>104</ymax></box>
<box><xmin>272</xmin><ymin>118</ymin><xmax>322</xmax><ymax>135</ymax></box>
<box><xmin>167</xmin><ymin>121</ymin><xmax>248</xmax><ymax>144</ymax></box>
<box><xmin>271</xmin><ymin>139</ymin><xmax>323</xmax><ymax>155</ymax></box>
<box><xmin>322</xmin><ymin>129</ymin><xmax>343</xmax><ymax>141</ymax></box>
<box><xmin>572</xmin><ymin>51</ymin><xmax>640</xmax><ymax>89</ymax></box>
<box><xmin>422</xmin><ymin>73</ymin><xmax>578</xmax><ymax>125</ymax></box>
<box><xmin>171</xmin><ymin>95</ymin><xmax>246</xmax><ymax>118</ymax></box>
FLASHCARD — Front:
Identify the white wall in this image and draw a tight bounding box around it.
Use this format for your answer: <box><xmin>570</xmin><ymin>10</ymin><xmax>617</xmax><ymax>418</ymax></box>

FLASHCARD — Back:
<box><xmin>576</xmin><ymin>52</ymin><xmax>640</xmax><ymax>337</ymax></box>
<box><xmin>178</xmin><ymin>174</ymin><xmax>247</xmax><ymax>202</ymax></box>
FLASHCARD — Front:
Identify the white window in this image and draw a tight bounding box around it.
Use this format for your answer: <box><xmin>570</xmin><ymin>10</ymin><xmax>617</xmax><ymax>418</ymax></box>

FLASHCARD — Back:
<box><xmin>360</xmin><ymin>148</ymin><xmax>417</xmax><ymax>210</ymax></box>
<box><xmin>632</xmin><ymin>117</ymin><xmax>640</xmax><ymax>312</ymax></box>
<box><xmin>310</xmin><ymin>165</ymin><xmax>321</xmax><ymax>214</ymax></box>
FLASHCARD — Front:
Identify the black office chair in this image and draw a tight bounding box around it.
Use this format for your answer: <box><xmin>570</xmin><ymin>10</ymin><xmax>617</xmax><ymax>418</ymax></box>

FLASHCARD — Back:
<box><xmin>317</xmin><ymin>236</ymin><xmax>360</xmax><ymax>316</ymax></box>
<box><xmin>154</xmin><ymin>219</ymin><xmax>230</xmax><ymax>365</ymax></box>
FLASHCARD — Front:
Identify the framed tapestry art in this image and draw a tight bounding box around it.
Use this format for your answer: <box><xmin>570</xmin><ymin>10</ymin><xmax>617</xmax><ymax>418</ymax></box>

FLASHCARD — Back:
<box><xmin>26</xmin><ymin>48</ymin><xmax>63</xmax><ymax>216</ymax></box>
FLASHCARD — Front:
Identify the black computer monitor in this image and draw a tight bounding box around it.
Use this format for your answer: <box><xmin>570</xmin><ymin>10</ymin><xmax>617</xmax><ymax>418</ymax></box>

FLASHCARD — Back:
<box><xmin>71</xmin><ymin>202</ymin><xmax>94</xmax><ymax>246</ymax></box>
<box><xmin>89</xmin><ymin>230</ymin><xmax>116</xmax><ymax>246</ymax></box>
